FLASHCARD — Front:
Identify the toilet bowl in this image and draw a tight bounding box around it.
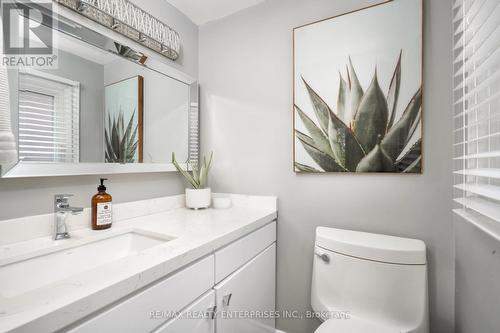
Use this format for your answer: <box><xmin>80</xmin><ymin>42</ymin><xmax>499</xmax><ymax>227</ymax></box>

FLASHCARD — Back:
<box><xmin>311</xmin><ymin>227</ymin><xmax>429</xmax><ymax>333</ymax></box>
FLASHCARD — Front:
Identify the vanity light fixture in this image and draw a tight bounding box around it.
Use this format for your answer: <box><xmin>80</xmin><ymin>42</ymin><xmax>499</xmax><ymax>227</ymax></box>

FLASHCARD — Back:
<box><xmin>56</xmin><ymin>0</ymin><xmax>181</xmax><ymax>61</ymax></box>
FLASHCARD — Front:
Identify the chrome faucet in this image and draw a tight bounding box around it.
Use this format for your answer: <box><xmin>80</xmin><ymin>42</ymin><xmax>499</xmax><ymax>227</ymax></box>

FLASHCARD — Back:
<box><xmin>54</xmin><ymin>194</ymin><xmax>83</xmax><ymax>240</ymax></box>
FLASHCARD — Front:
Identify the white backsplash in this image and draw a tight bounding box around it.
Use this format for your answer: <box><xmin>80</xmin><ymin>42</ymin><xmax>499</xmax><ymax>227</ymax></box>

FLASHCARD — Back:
<box><xmin>0</xmin><ymin>193</ymin><xmax>277</xmax><ymax>245</ymax></box>
<box><xmin>0</xmin><ymin>195</ymin><xmax>185</xmax><ymax>245</ymax></box>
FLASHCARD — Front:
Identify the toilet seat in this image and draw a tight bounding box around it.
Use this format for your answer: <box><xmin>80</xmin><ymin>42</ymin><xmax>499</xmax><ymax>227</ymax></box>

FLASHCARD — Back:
<box><xmin>314</xmin><ymin>317</ymin><xmax>400</xmax><ymax>333</ymax></box>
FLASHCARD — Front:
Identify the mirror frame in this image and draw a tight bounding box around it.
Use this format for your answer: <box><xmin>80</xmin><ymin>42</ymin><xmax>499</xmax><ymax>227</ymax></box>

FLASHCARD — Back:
<box><xmin>0</xmin><ymin>1</ymin><xmax>198</xmax><ymax>178</ymax></box>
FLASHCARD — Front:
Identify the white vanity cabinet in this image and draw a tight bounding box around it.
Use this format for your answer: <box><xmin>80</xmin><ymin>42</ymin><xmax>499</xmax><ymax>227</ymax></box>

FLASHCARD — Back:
<box><xmin>214</xmin><ymin>222</ymin><xmax>276</xmax><ymax>283</ymax></box>
<box><xmin>152</xmin><ymin>291</ymin><xmax>216</xmax><ymax>333</ymax></box>
<box><xmin>66</xmin><ymin>256</ymin><xmax>215</xmax><ymax>333</ymax></box>
<box><xmin>215</xmin><ymin>244</ymin><xmax>276</xmax><ymax>333</ymax></box>
<box><xmin>63</xmin><ymin>222</ymin><xmax>276</xmax><ymax>333</ymax></box>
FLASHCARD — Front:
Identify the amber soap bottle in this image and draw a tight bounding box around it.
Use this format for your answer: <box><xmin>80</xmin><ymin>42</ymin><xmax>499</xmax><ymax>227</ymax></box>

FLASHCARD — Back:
<box><xmin>92</xmin><ymin>178</ymin><xmax>113</xmax><ymax>230</ymax></box>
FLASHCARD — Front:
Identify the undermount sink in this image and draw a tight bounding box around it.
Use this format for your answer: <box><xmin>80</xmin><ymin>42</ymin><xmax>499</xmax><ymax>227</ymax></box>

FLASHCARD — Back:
<box><xmin>0</xmin><ymin>230</ymin><xmax>172</xmax><ymax>298</ymax></box>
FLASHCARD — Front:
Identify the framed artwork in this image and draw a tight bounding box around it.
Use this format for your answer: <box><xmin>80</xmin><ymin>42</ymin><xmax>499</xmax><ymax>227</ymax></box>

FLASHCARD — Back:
<box><xmin>293</xmin><ymin>0</ymin><xmax>422</xmax><ymax>173</ymax></box>
<box><xmin>104</xmin><ymin>75</ymin><xmax>144</xmax><ymax>163</ymax></box>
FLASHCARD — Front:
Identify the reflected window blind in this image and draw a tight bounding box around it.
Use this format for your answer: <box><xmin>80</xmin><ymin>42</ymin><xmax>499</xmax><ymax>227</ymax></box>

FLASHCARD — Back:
<box><xmin>18</xmin><ymin>71</ymin><xmax>80</xmax><ymax>163</ymax></box>
<box><xmin>453</xmin><ymin>0</ymin><xmax>500</xmax><ymax>223</ymax></box>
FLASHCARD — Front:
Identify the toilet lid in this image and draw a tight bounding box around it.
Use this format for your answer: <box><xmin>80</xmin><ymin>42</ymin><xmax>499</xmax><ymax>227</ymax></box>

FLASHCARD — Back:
<box><xmin>315</xmin><ymin>318</ymin><xmax>400</xmax><ymax>333</ymax></box>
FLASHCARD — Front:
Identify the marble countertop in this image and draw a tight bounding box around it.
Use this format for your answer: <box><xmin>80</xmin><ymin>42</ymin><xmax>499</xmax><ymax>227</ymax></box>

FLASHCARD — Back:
<box><xmin>0</xmin><ymin>194</ymin><xmax>277</xmax><ymax>333</ymax></box>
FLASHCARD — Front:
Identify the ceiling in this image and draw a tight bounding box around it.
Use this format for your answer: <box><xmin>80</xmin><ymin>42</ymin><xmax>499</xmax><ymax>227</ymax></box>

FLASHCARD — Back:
<box><xmin>166</xmin><ymin>0</ymin><xmax>265</xmax><ymax>25</ymax></box>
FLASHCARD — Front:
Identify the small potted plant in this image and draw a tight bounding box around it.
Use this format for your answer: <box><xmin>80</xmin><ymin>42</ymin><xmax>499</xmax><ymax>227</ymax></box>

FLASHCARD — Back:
<box><xmin>172</xmin><ymin>152</ymin><xmax>213</xmax><ymax>209</ymax></box>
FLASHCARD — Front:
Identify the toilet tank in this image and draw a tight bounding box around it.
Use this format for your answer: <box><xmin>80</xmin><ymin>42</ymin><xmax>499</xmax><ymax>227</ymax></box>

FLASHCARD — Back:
<box><xmin>311</xmin><ymin>227</ymin><xmax>428</xmax><ymax>332</ymax></box>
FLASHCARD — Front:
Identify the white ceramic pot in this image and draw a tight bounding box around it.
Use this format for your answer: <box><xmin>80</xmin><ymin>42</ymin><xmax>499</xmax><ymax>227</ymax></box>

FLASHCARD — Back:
<box><xmin>185</xmin><ymin>188</ymin><xmax>211</xmax><ymax>209</ymax></box>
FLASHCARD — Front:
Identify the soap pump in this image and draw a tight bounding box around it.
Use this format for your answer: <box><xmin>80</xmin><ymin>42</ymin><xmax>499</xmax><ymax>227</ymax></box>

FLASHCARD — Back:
<box><xmin>91</xmin><ymin>178</ymin><xmax>113</xmax><ymax>230</ymax></box>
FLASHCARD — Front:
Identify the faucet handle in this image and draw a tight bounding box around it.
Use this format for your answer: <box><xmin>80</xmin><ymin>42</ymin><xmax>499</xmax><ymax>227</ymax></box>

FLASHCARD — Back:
<box><xmin>55</xmin><ymin>194</ymin><xmax>73</xmax><ymax>203</ymax></box>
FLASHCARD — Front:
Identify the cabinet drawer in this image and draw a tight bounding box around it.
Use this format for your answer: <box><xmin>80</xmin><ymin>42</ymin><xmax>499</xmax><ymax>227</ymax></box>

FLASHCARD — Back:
<box><xmin>215</xmin><ymin>222</ymin><xmax>276</xmax><ymax>283</ymax></box>
<box><xmin>153</xmin><ymin>290</ymin><xmax>215</xmax><ymax>333</ymax></box>
<box><xmin>67</xmin><ymin>255</ymin><xmax>214</xmax><ymax>333</ymax></box>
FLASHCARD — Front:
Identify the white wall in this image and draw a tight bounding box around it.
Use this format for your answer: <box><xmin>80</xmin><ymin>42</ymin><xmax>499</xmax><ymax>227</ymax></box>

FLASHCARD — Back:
<box><xmin>199</xmin><ymin>0</ymin><xmax>454</xmax><ymax>332</ymax></box>
<box><xmin>0</xmin><ymin>0</ymin><xmax>198</xmax><ymax>220</ymax></box>
<box><xmin>454</xmin><ymin>216</ymin><xmax>500</xmax><ymax>332</ymax></box>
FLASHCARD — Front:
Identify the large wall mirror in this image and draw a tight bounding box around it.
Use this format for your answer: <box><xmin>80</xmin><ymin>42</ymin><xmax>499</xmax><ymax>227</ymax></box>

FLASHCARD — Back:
<box><xmin>0</xmin><ymin>2</ymin><xmax>198</xmax><ymax>178</ymax></box>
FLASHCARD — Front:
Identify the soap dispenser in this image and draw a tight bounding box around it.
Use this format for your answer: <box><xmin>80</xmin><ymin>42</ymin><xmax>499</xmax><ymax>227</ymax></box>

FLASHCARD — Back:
<box><xmin>92</xmin><ymin>178</ymin><xmax>112</xmax><ymax>230</ymax></box>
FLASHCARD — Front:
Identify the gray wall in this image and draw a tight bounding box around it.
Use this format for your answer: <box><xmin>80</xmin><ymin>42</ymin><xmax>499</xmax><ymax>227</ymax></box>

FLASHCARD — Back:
<box><xmin>455</xmin><ymin>216</ymin><xmax>500</xmax><ymax>332</ymax></box>
<box><xmin>199</xmin><ymin>0</ymin><xmax>454</xmax><ymax>332</ymax></box>
<box><xmin>0</xmin><ymin>0</ymin><xmax>198</xmax><ymax>220</ymax></box>
<box><xmin>42</xmin><ymin>50</ymin><xmax>105</xmax><ymax>162</ymax></box>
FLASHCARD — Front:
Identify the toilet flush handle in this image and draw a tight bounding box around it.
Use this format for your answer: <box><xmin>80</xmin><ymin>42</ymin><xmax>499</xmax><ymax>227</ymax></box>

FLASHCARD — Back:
<box><xmin>314</xmin><ymin>252</ymin><xmax>330</xmax><ymax>264</ymax></box>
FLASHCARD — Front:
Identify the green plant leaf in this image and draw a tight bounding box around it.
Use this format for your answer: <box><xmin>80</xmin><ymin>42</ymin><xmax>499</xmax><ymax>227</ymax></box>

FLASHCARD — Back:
<box><xmin>200</xmin><ymin>152</ymin><xmax>213</xmax><ymax>188</ymax></box>
<box><xmin>120</xmin><ymin>111</ymin><xmax>135</xmax><ymax>161</ymax></box>
<box><xmin>126</xmin><ymin>141</ymin><xmax>138</xmax><ymax>162</ymax></box>
<box><xmin>294</xmin><ymin>162</ymin><xmax>320</xmax><ymax>173</ymax></box>
<box><xmin>123</xmin><ymin>112</ymin><xmax>135</xmax><ymax>143</ymax></box>
<box><xmin>348</xmin><ymin>57</ymin><xmax>364</xmax><ymax>116</ymax></box>
<box><xmin>395</xmin><ymin>139</ymin><xmax>422</xmax><ymax>173</ymax></box>
<box><xmin>295</xmin><ymin>130</ymin><xmax>315</xmax><ymax>147</ymax></box>
<box><xmin>172</xmin><ymin>152</ymin><xmax>199</xmax><ymax>188</ymax></box>
<box><xmin>104</xmin><ymin>126</ymin><xmax>113</xmax><ymax>162</ymax></box>
<box><xmin>105</xmin><ymin>110</ymin><xmax>139</xmax><ymax>163</ymax></box>
<box><xmin>406</xmin><ymin>108</ymin><xmax>422</xmax><ymax>147</ymax></box>
<box><xmin>353</xmin><ymin>71</ymin><xmax>389</xmax><ymax>154</ymax></box>
<box><xmin>198</xmin><ymin>164</ymin><xmax>207</xmax><ymax>188</ymax></box>
<box><xmin>192</xmin><ymin>162</ymin><xmax>200</xmax><ymax>184</ymax></box>
<box><xmin>386</xmin><ymin>51</ymin><xmax>402</xmax><ymax>131</ymax></box>
<box><xmin>381</xmin><ymin>87</ymin><xmax>422</xmax><ymax>161</ymax></box>
<box><xmin>328</xmin><ymin>112</ymin><xmax>346</xmax><ymax>168</ymax></box>
<box><xmin>356</xmin><ymin>144</ymin><xmax>395</xmax><ymax>172</ymax></box>
<box><xmin>206</xmin><ymin>151</ymin><xmax>214</xmax><ymax>174</ymax></box>
<box><xmin>111</xmin><ymin>117</ymin><xmax>119</xmax><ymax>160</ymax></box>
<box><xmin>118</xmin><ymin>112</ymin><xmax>124</xmax><ymax>139</ymax></box>
<box><xmin>403</xmin><ymin>156</ymin><xmax>422</xmax><ymax>173</ymax></box>
<box><xmin>337</xmin><ymin>72</ymin><xmax>349</xmax><ymax>122</ymax></box>
<box><xmin>297</xmin><ymin>87</ymin><xmax>365</xmax><ymax>171</ymax></box>
<box><xmin>295</xmin><ymin>106</ymin><xmax>334</xmax><ymax>157</ymax></box>
<box><xmin>302</xmin><ymin>78</ymin><xmax>333</xmax><ymax>134</ymax></box>
<box><xmin>127</xmin><ymin>124</ymin><xmax>138</xmax><ymax>153</ymax></box>
<box><xmin>297</xmin><ymin>136</ymin><xmax>347</xmax><ymax>172</ymax></box>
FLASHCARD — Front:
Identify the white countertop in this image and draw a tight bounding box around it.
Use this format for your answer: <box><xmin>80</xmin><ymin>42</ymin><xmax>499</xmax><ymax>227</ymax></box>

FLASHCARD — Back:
<box><xmin>0</xmin><ymin>194</ymin><xmax>277</xmax><ymax>333</ymax></box>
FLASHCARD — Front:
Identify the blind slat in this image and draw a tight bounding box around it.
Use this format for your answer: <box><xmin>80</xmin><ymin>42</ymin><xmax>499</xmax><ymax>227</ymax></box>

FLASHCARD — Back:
<box><xmin>454</xmin><ymin>151</ymin><xmax>500</xmax><ymax>159</ymax></box>
<box><xmin>455</xmin><ymin>183</ymin><xmax>500</xmax><ymax>201</ymax></box>
<box><xmin>455</xmin><ymin>169</ymin><xmax>500</xmax><ymax>179</ymax></box>
<box><xmin>453</xmin><ymin>89</ymin><xmax>500</xmax><ymax>118</ymax></box>
<box><xmin>19</xmin><ymin>111</ymin><xmax>74</xmax><ymax>121</ymax></box>
<box><xmin>18</xmin><ymin>72</ymin><xmax>79</xmax><ymax>163</ymax></box>
<box><xmin>19</xmin><ymin>116</ymin><xmax>71</xmax><ymax>126</ymax></box>
<box><xmin>455</xmin><ymin>197</ymin><xmax>500</xmax><ymax>224</ymax></box>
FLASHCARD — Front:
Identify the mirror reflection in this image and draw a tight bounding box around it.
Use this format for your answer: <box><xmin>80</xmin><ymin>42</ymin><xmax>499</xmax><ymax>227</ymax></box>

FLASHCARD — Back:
<box><xmin>8</xmin><ymin>27</ymin><xmax>190</xmax><ymax>166</ymax></box>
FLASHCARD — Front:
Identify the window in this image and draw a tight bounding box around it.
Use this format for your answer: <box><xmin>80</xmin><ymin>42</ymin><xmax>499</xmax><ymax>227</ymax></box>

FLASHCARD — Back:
<box><xmin>18</xmin><ymin>69</ymin><xmax>80</xmax><ymax>163</ymax></box>
<box><xmin>453</xmin><ymin>0</ymin><xmax>500</xmax><ymax>225</ymax></box>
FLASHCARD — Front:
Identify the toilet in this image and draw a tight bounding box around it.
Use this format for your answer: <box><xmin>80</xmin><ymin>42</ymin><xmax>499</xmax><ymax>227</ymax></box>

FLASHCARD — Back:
<box><xmin>311</xmin><ymin>227</ymin><xmax>429</xmax><ymax>333</ymax></box>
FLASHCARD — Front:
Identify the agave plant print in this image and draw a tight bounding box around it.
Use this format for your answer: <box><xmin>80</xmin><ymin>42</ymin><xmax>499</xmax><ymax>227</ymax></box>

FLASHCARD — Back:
<box><xmin>104</xmin><ymin>76</ymin><xmax>144</xmax><ymax>163</ymax></box>
<box><xmin>293</xmin><ymin>0</ymin><xmax>422</xmax><ymax>173</ymax></box>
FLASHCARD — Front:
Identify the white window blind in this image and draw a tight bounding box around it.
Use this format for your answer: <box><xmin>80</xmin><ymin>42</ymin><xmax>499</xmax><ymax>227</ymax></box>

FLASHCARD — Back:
<box><xmin>18</xmin><ymin>70</ymin><xmax>80</xmax><ymax>163</ymax></box>
<box><xmin>453</xmin><ymin>0</ymin><xmax>500</xmax><ymax>225</ymax></box>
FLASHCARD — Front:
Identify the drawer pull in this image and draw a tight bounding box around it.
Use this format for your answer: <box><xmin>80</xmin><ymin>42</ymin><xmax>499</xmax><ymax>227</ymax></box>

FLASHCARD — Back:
<box><xmin>206</xmin><ymin>305</ymin><xmax>217</xmax><ymax>319</ymax></box>
<box><xmin>222</xmin><ymin>293</ymin><xmax>232</xmax><ymax>307</ymax></box>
